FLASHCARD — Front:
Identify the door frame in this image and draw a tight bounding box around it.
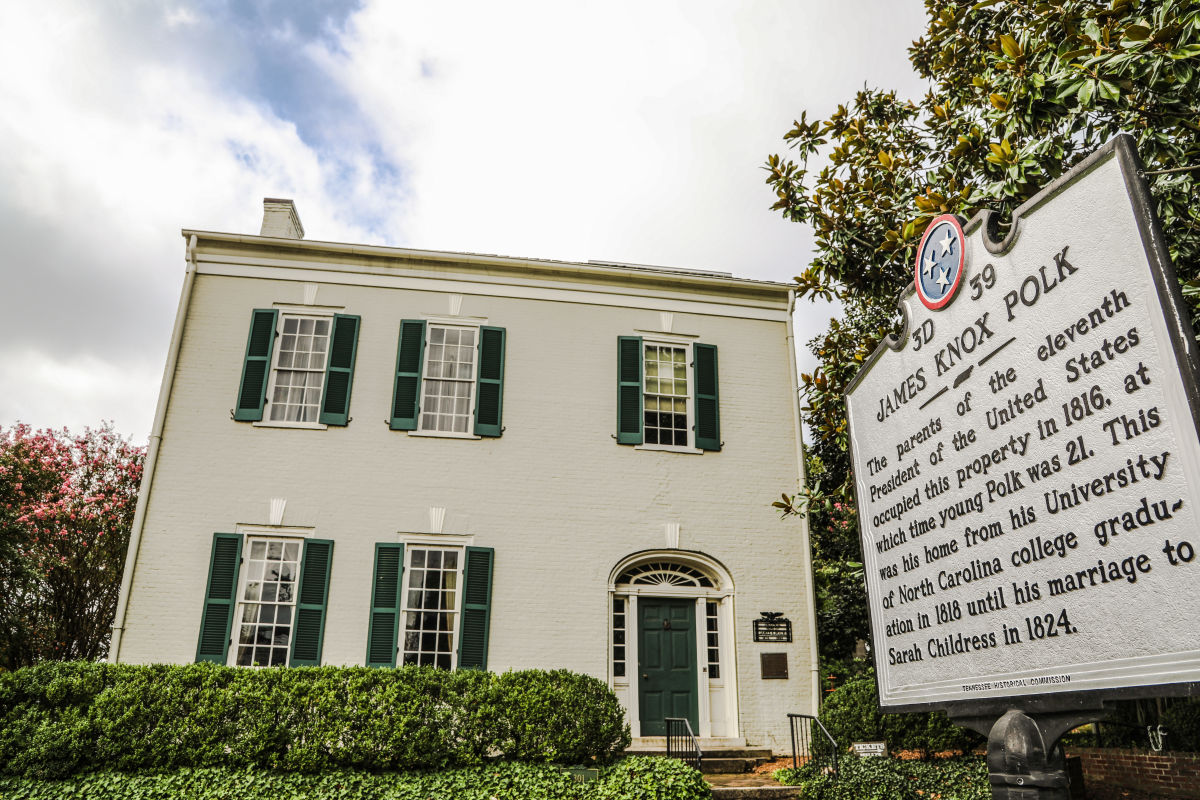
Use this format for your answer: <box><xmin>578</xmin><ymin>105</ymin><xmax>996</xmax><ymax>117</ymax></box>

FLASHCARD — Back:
<box><xmin>609</xmin><ymin>550</ymin><xmax>739</xmax><ymax>740</ymax></box>
<box><xmin>615</xmin><ymin>587</ymin><xmax>739</xmax><ymax>739</ymax></box>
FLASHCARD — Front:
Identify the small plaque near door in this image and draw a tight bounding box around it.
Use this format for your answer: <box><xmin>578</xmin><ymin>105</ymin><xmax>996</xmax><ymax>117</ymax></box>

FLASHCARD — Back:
<box><xmin>761</xmin><ymin>652</ymin><xmax>788</xmax><ymax>679</ymax></box>
<box><xmin>753</xmin><ymin>612</ymin><xmax>792</xmax><ymax>643</ymax></box>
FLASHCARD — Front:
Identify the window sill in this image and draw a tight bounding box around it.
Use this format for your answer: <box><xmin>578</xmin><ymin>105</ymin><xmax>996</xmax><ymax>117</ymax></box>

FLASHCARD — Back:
<box><xmin>634</xmin><ymin>443</ymin><xmax>704</xmax><ymax>455</ymax></box>
<box><xmin>252</xmin><ymin>420</ymin><xmax>329</xmax><ymax>431</ymax></box>
<box><xmin>407</xmin><ymin>430</ymin><xmax>483</xmax><ymax>440</ymax></box>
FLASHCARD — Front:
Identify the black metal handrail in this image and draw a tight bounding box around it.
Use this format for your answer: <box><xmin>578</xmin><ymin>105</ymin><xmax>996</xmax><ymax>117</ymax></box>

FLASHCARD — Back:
<box><xmin>787</xmin><ymin>713</ymin><xmax>838</xmax><ymax>779</ymax></box>
<box><xmin>665</xmin><ymin>717</ymin><xmax>703</xmax><ymax>771</ymax></box>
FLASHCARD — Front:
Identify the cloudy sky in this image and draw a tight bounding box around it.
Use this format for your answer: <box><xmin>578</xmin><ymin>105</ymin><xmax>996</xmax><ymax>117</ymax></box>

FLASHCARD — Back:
<box><xmin>0</xmin><ymin>0</ymin><xmax>927</xmax><ymax>443</ymax></box>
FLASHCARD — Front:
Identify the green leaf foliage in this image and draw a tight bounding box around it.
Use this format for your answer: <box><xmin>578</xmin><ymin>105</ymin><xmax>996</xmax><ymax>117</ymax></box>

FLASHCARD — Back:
<box><xmin>775</xmin><ymin>753</ymin><xmax>989</xmax><ymax>800</ymax></box>
<box><xmin>0</xmin><ymin>758</ymin><xmax>709</xmax><ymax>800</ymax></box>
<box><xmin>766</xmin><ymin>0</ymin><xmax>1200</xmax><ymax>660</ymax></box>
<box><xmin>0</xmin><ymin>662</ymin><xmax>632</xmax><ymax>779</ymax></box>
<box><xmin>817</xmin><ymin>668</ymin><xmax>983</xmax><ymax>758</ymax></box>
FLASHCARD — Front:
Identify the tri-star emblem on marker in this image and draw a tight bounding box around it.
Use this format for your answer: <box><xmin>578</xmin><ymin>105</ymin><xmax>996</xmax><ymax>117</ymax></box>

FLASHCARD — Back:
<box><xmin>914</xmin><ymin>214</ymin><xmax>967</xmax><ymax>310</ymax></box>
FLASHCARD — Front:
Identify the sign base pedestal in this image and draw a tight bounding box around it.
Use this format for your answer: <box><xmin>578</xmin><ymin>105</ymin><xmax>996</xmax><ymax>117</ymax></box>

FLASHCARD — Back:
<box><xmin>951</xmin><ymin>706</ymin><xmax>1105</xmax><ymax>799</ymax></box>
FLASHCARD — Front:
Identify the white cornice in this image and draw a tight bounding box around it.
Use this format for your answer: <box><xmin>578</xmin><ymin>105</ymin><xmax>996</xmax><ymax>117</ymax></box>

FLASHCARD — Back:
<box><xmin>193</xmin><ymin>259</ymin><xmax>791</xmax><ymax>322</ymax></box>
<box><xmin>180</xmin><ymin>229</ymin><xmax>792</xmax><ymax>302</ymax></box>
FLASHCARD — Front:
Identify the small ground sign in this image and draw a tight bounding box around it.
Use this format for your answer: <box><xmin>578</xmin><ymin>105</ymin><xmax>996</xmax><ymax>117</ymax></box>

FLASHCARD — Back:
<box><xmin>851</xmin><ymin>741</ymin><xmax>888</xmax><ymax>757</ymax></box>
<box><xmin>845</xmin><ymin>135</ymin><xmax>1200</xmax><ymax>712</ymax></box>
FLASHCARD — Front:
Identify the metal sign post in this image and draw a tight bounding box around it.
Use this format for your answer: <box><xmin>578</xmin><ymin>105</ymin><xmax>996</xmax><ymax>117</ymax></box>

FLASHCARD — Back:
<box><xmin>843</xmin><ymin>135</ymin><xmax>1200</xmax><ymax>798</ymax></box>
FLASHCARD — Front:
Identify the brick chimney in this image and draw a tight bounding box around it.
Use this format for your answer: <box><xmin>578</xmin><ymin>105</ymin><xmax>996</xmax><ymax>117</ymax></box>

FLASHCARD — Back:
<box><xmin>259</xmin><ymin>198</ymin><xmax>304</xmax><ymax>239</ymax></box>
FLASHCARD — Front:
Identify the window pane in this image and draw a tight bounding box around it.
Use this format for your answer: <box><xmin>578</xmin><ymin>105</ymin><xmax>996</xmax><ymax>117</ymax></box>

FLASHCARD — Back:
<box><xmin>642</xmin><ymin>345</ymin><xmax>690</xmax><ymax>447</ymax></box>
<box><xmin>400</xmin><ymin>548</ymin><xmax>462</xmax><ymax>670</ymax></box>
<box><xmin>233</xmin><ymin>536</ymin><xmax>300</xmax><ymax>669</ymax></box>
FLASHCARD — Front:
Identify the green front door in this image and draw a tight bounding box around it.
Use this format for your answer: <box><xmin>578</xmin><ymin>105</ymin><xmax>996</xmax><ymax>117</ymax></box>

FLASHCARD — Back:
<box><xmin>638</xmin><ymin>598</ymin><xmax>698</xmax><ymax>736</ymax></box>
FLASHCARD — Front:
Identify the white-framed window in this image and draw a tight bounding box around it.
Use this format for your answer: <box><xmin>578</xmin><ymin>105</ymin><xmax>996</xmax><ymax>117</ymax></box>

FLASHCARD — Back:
<box><xmin>643</xmin><ymin>341</ymin><xmax>692</xmax><ymax>448</ymax></box>
<box><xmin>419</xmin><ymin>324</ymin><xmax>478</xmax><ymax>435</ymax></box>
<box><xmin>612</xmin><ymin>597</ymin><xmax>627</xmax><ymax>678</ymax></box>
<box><xmin>231</xmin><ymin>536</ymin><xmax>302</xmax><ymax>667</ymax></box>
<box><xmin>705</xmin><ymin>600</ymin><xmax>721</xmax><ymax>679</ymax></box>
<box><xmin>400</xmin><ymin>546</ymin><xmax>463</xmax><ymax>668</ymax></box>
<box><xmin>267</xmin><ymin>315</ymin><xmax>331</xmax><ymax>424</ymax></box>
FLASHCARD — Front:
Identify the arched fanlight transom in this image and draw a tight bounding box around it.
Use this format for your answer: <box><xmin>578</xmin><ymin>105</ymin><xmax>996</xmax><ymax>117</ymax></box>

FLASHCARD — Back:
<box><xmin>616</xmin><ymin>561</ymin><xmax>716</xmax><ymax>588</ymax></box>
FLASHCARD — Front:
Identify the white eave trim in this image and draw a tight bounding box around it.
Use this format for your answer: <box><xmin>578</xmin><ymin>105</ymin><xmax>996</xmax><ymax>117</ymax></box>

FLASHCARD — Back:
<box><xmin>180</xmin><ymin>229</ymin><xmax>792</xmax><ymax>299</ymax></box>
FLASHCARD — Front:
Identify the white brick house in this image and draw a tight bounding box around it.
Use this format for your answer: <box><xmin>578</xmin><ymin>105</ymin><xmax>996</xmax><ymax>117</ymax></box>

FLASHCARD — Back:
<box><xmin>110</xmin><ymin>199</ymin><xmax>819</xmax><ymax>750</ymax></box>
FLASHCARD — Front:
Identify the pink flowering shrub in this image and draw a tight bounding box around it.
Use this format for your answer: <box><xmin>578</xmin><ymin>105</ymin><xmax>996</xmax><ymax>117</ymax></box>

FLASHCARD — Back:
<box><xmin>0</xmin><ymin>423</ymin><xmax>144</xmax><ymax>668</ymax></box>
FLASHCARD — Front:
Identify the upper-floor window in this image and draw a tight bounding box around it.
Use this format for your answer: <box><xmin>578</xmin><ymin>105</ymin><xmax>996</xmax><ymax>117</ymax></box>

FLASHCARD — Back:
<box><xmin>616</xmin><ymin>336</ymin><xmax>720</xmax><ymax>452</ymax></box>
<box><xmin>233</xmin><ymin>308</ymin><xmax>360</xmax><ymax>428</ymax></box>
<box><xmin>389</xmin><ymin>319</ymin><xmax>506</xmax><ymax>438</ymax></box>
<box><xmin>643</xmin><ymin>343</ymin><xmax>690</xmax><ymax>447</ymax></box>
<box><xmin>268</xmin><ymin>316</ymin><xmax>331</xmax><ymax>423</ymax></box>
<box><xmin>420</xmin><ymin>325</ymin><xmax>478</xmax><ymax>434</ymax></box>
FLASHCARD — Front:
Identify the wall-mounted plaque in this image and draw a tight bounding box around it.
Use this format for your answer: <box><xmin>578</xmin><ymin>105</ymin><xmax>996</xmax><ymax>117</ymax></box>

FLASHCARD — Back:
<box><xmin>761</xmin><ymin>652</ymin><xmax>789</xmax><ymax>679</ymax></box>
<box><xmin>845</xmin><ymin>135</ymin><xmax>1200</xmax><ymax>712</ymax></box>
<box><xmin>753</xmin><ymin>612</ymin><xmax>793</xmax><ymax>643</ymax></box>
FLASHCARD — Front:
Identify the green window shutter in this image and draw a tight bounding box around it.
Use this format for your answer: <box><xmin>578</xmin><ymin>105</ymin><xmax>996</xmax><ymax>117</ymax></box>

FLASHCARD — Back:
<box><xmin>693</xmin><ymin>343</ymin><xmax>721</xmax><ymax>451</ymax></box>
<box><xmin>319</xmin><ymin>314</ymin><xmax>361</xmax><ymax>426</ymax></box>
<box><xmin>289</xmin><ymin>539</ymin><xmax>334</xmax><ymax>667</ymax></box>
<box><xmin>616</xmin><ymin>336</ymin><xmax>643</xmax><ymax>445</ymax></box>
<box><xmin>473</xmin><ymin>326</ymin><xmax>506</xmax><ymax>437</ymax></box>
<box><xmin>390</xmin><ymin>320</ymin><xmax>426</xmax><ymax>431</ymax></box>
<box><xmin>196</xmin><ymin>533</ymin><xmax>243</xmax><ymax>663</ymax></box>
<box><xmin>234</xmin><ymin>309</ymin><xmax>278</xmax><ymax>421</ymax></box>
<box><xmin>365</xmin><ymin>543</ymin><xmax>404</xmax><ymax>668</ymax></box>
<box><xmin>457</xmin><ymin>547</ymin><xmax>494</xmax><ymax>671</ymax></box>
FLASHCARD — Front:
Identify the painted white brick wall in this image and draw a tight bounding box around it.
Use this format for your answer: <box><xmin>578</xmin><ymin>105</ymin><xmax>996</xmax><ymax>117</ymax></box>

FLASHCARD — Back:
<box><xmin>119</xmin><ymin>260</ymin><xmax>817</xmax><ymax>751</ymax></box>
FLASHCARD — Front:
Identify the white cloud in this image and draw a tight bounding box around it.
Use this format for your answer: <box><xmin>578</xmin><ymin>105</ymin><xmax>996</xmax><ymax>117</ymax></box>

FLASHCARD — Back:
<box><xmin>0</xmin><ymin>0</ymin><xmax>929</xmax><ymax>440</ymax></box>
<box><xmin>0</xmin><ymin>0</ymin><xmax>403</xmax><ymax>439</ymax></box>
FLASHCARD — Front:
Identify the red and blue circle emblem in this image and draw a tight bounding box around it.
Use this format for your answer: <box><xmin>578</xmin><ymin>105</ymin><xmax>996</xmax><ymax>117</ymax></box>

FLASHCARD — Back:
<box><xmin>914</xmin><ymin>214</ymin><xmax>966</xmax><ymax>310</ymax></box>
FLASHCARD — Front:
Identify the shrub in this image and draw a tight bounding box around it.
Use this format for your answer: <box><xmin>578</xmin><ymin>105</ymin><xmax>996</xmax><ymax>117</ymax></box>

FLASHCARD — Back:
<box><xmin>775</xmin><ymin>754</ymin><xmax>988</xmax><ymax>800</ymax></box>
<box><xmin>1161</xmin><ymin>699</ymin><xmax>1200</xmax><ymax>752</ymax></box>
<box><xmin>817</xmin><ymin>668</ymin><xmax>981</xmax><ymax>757</ymax></box>
<box><xmin>592</xmin><ymin>756</ymin><xmax>712</xmax><ymax>800</ymax></box>
<box><xmin>0</xmin><ymin>758</ymin><xmax>708</xmax><ymax>800</ymax></box>
<box><xmin>0</xmin><ymin>662</ymin><xmax>631</xmax><ymax>779</ymax></box>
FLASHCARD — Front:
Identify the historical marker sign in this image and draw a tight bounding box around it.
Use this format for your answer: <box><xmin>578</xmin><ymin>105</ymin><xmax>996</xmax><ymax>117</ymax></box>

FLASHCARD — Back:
<box><xmin>845</xmin><ymin>135</ymin><xmax>1200</xmax><ymax>711</ymax></box>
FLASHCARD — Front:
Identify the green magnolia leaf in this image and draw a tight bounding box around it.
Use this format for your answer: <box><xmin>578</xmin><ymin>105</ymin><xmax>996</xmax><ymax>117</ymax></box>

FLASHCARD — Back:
<box><xmin>1077</xmin><ymin>79</ymin><xmax>1095</xmax><ymax>106</ymax></box>
<box><xmin>1097</xmin><ymin>79</ymin><xmax>1121</xmax><ymax>101</ymax></box>
<box><xmin>1169</xmin><ymin>43</ymin><xmax>1200</xmax><ymax>59</ymax></box>
<box><xmin>1124</xmin><ymin>24</ymin><xmax>1151</xmax><ymax>40</ymax></box>
<box><xmin>1000</xmin><ymin>33</ymin><xmax>1022</xmax><ymax>60</ymax></box>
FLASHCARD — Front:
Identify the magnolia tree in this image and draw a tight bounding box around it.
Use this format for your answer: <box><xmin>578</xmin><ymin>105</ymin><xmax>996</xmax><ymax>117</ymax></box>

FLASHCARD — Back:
<box><xmin>0</xmin><ymin>424</ymin><xmax>144</xmax><ymax>668</ymax></box>
<box><xmin>766</xmin><ymin>0</ymin><xmax>1200</xmax><ymax>660</ymax></box>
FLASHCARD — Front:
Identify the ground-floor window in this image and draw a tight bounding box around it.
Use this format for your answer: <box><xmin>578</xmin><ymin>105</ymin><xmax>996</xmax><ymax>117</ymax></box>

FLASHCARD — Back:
<box><xmin>233</xmin><ymin>537</ymin><xmax>301</xmax><ymax>667</ymax></box>
<box><xmin>612</xmin><ymin>597</ymin><xmax>627</xmax><ymax>677</ymax></box>
<box><xmin>705</xmin><ymin>600</ymin><xmax>721</xmax><ymax>679</ymax></box>
<box><xmin>401</xmin><ymin>547</ymin><xmax>461</xmax><ymax>668</ymax></box>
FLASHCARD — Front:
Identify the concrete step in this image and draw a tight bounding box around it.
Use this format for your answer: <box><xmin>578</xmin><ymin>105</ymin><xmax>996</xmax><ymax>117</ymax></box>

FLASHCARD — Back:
<box><xmin>625</xmin><ymin>747</ymin><xmax>773</xmax><ymax>760</ymax></box>
<box><xmin>706</xmin><ymin>774</ymin><xmax>801</xmax><ymax>799</ymax></box>
<box><xmin>699</xmin><ymin>757</ymin><xmax>763</xmax><ymax>775</ymax></box>
<box><xmin>709</xmin><ymin>787</ymin><xmax>802</xmax><ymax>800</ymax></box>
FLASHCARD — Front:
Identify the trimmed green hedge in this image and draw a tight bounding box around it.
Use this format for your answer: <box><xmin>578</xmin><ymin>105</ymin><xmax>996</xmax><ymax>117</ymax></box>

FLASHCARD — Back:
<box><xmin>0</xmin><ymin>662</ymin><xmax>631</xmax><ymax>779</ymax></box>
<box><xmin>0</xmin><ymin>758</ymin><xmax>710</xmax><ymax>800</ymax></box>
<box><xmin>775</xmin><ymin>754</ymin><xmax>988</xmax><ymax>800</ymax></box>
<box><xmin>818</xmin><ymin>668</ymin><xmax>981</xmax><ymax>756</ymax></box>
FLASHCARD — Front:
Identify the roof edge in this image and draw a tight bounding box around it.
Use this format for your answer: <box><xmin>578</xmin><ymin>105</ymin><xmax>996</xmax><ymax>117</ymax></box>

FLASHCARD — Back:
<box><xmin>180</xmin><ymin>229</ymin><xmax>794</xmax><ymax>295</ymax></box>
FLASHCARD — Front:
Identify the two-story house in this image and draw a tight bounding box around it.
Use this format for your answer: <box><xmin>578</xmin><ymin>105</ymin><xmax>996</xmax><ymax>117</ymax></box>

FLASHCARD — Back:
<box><xmin>109</xmin><ymin>199</ymin><xmax>819</xmax><ymax>750</ymax></box>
